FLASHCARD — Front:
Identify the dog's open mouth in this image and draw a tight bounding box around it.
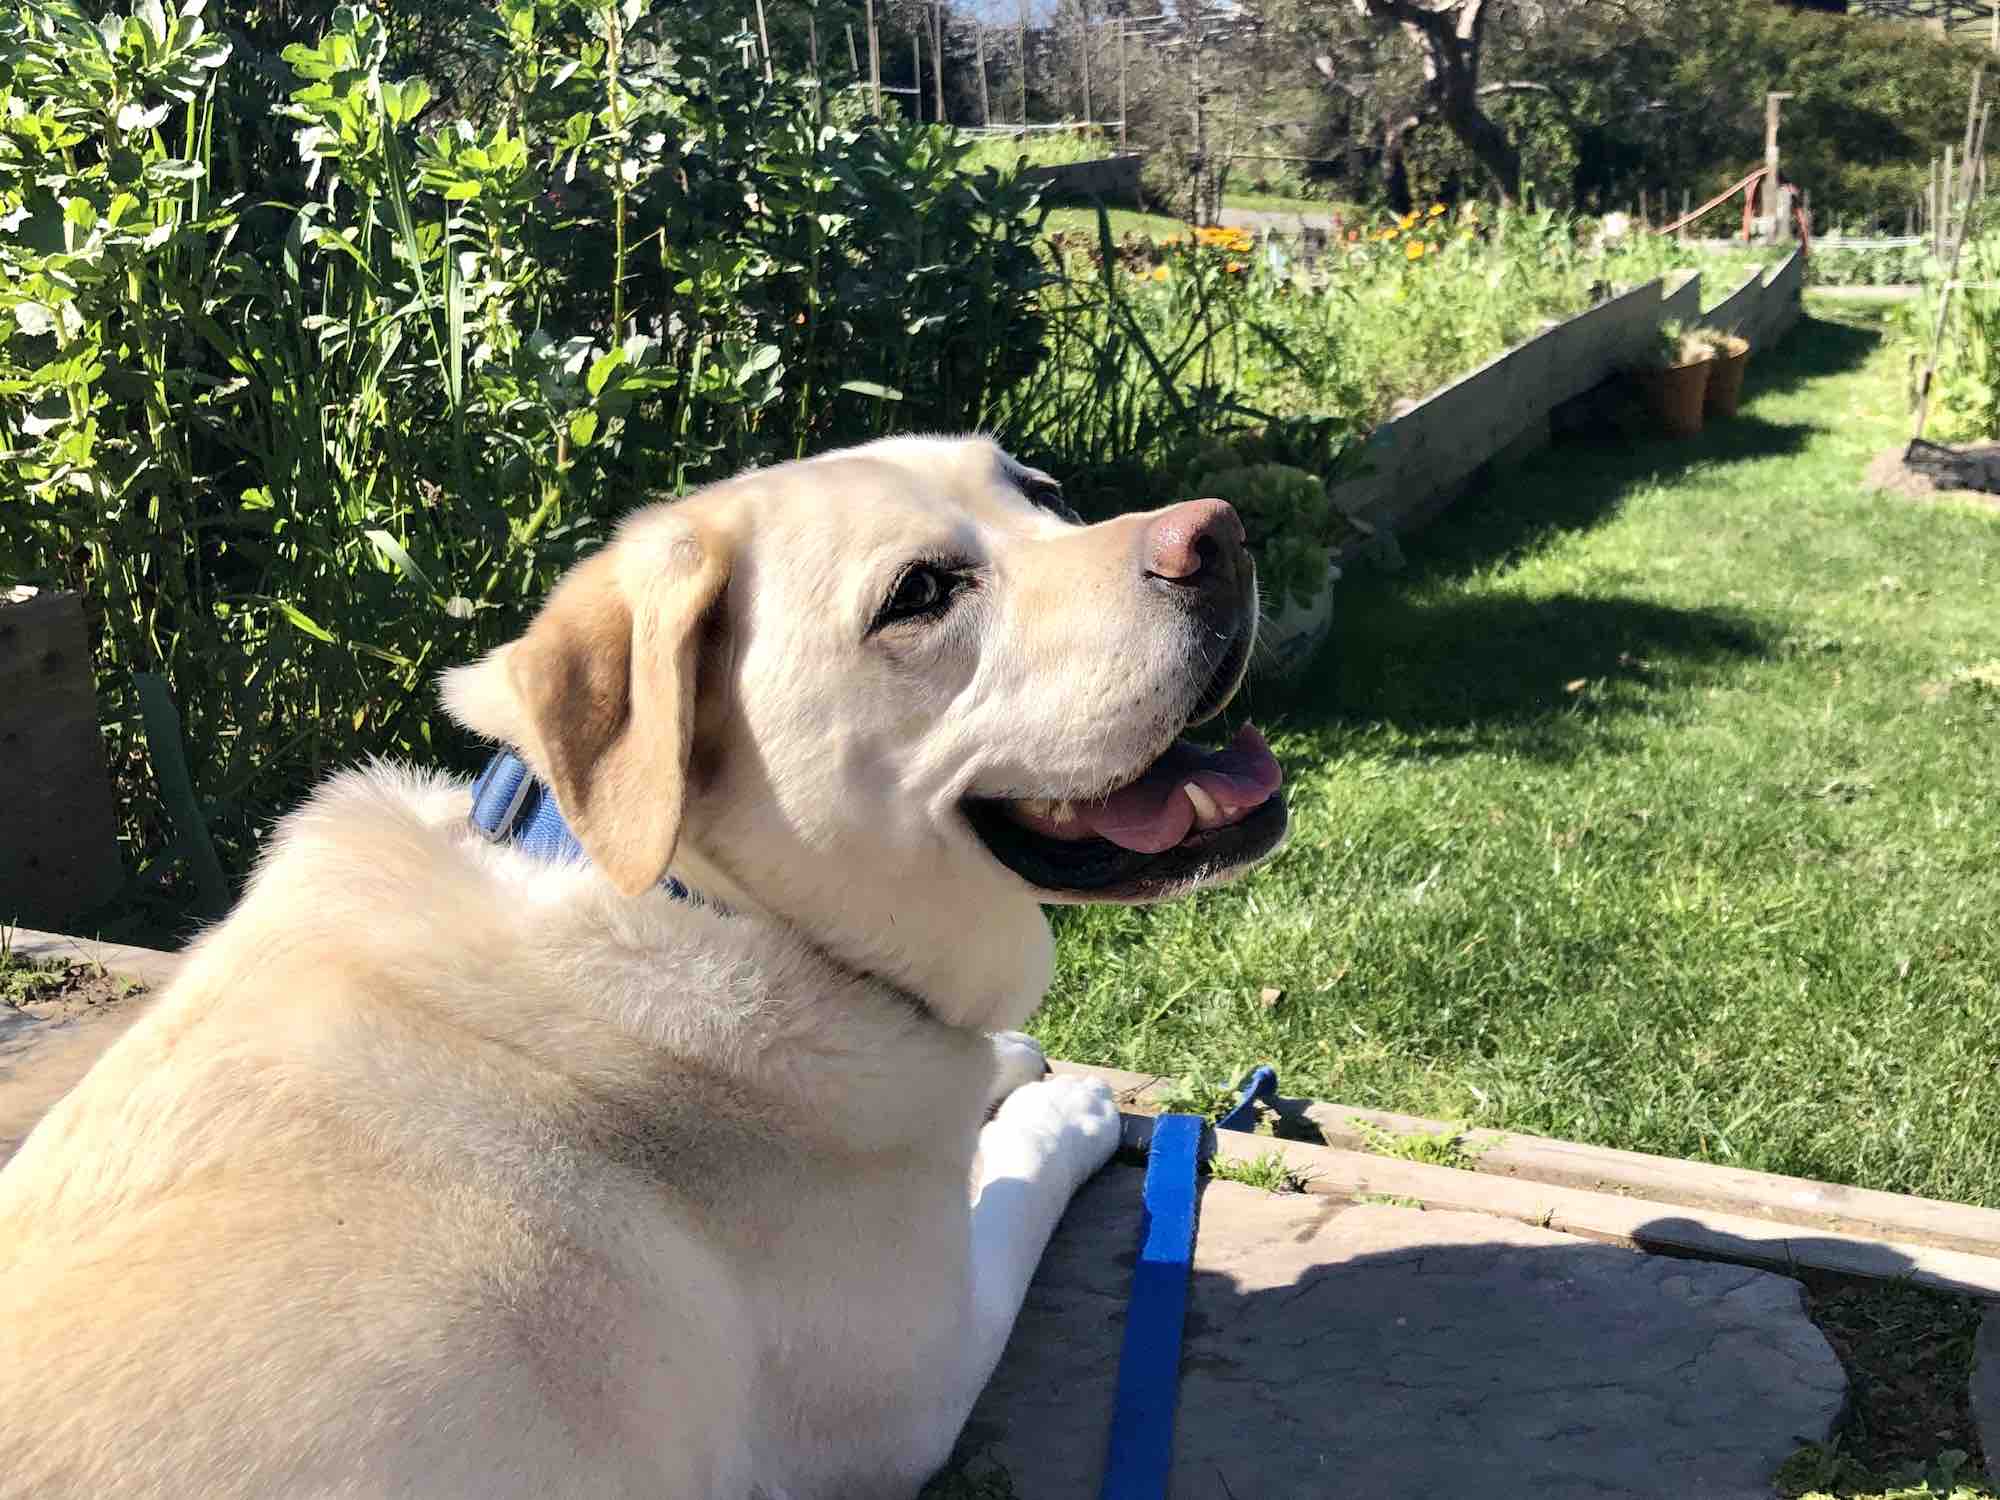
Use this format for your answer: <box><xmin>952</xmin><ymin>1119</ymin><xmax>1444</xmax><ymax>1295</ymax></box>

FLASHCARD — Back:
<box><xmin>964</xmin><ymin>723</ymin><xmax>1288</xmax><ymax>900</ymax></box>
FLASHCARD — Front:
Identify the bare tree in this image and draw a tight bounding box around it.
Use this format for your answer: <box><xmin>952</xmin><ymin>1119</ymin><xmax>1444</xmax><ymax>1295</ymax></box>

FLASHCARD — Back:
<box><xmin>1345</xmin><ymin>0</ymin><xmax>1521</xmax><ymax>201</ymax></box>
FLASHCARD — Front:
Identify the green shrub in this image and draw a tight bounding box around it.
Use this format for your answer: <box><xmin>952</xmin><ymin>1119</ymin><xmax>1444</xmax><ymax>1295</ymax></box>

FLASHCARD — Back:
<box><xmin>1809</xmin><ymin>243</ymin><xmax>1931</xmax><ymax>288</ymax></box>
<box><xmin>957</xmin><ymin>128</ymin><xmax>1113</xmax><ymax>177</ymax></box>
<box><xmin>1181</xmin><ymin>452</ymin><xmax>1337</xmax><ymax>613</ymax></box>
<box><xmin>1635</xmin><ymin>319</ymin><xmax>1716</xmax><ymax>371</ymax></box>
<box><xmin>0</xmin><ymin>0</ymin><xmax>1049</xmax><ymax>902</ymax></box>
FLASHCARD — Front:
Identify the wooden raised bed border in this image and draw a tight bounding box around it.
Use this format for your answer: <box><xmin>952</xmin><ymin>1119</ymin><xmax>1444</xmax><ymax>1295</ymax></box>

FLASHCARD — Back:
<box><xmin>1061</xmin><ymin>1059</ymin><xmax>2000</xmax><ymax>1299</ymax></box>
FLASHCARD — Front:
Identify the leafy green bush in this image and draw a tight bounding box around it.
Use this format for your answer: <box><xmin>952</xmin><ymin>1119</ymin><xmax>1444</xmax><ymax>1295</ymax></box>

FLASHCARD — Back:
<box><xmin>1185</xmin><ymin>459</ymin><xmax>1336</xmax><ymax>613</ymax></box>
<box><xmin>1897</xmin><ymin>222</ymin><xmax>2000</xmax><ymax>442</ymax></box>
<box><xmin>957</xmin><ymin>128</ymin><xmax>1114</xmax><ymax>177</ymax></box>
<box><xmin>1634</xmin><ymin>319</ymin><xmax>1715</xmax><ymax>371</ymax></box>
<box><xmin>1809</xmin><ymin>243</ymin><xmax>1931</xmax><ymax>288</ymax></box>
<box><xmin>0</xmin><ymin>0</ymin><xmax>1049</xmax><ymax>901</ymax></box>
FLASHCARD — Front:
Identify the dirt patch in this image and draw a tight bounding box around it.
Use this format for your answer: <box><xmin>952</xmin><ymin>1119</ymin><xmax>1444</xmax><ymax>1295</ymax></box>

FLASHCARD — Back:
<box><xmin>2</xmin><ymin>957</ymin><xmax>147</xmax><ymax>1023</ymax></box>
<box><xmin>1866</xmin><ymin>442</ymin><xmax>2000</xmax><ymax>510</ymax></box>
<box><xmin>1777</xmin><ymin>1270</ymin><xmax>1990</xmax><ymax>1493</ymax></box>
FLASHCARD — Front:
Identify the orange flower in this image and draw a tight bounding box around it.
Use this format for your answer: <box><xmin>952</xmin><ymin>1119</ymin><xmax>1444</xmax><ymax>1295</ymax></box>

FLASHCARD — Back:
<box><xmin>1405</xmin><ymin>240</ymin><xmax>1425</xmax><ymax>260</ymax></box>
<box><xmin>1151</xmin><ymin>265</ymin><xmax>1169</xmax><ymax>281</ymax></box>
<box><xmin>1224</xmin><ymin>260</ymin><xmax>1243</xmax><ymax>273</ymax></box>
<box><xmin>1397</xmin><ymin>211</ymin><xmax>1418</xmax><ymax>230</ymax></box>
<box><xmin>1427</xmin><ymin>203</ymin><xmax>1446</xmax><ymax>217</ymax></box>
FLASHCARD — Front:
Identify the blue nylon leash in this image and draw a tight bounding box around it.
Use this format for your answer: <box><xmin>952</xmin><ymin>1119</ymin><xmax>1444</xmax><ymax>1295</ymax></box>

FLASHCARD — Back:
<box><xmin>1098</xmin><ymin>1067</ymin><xmax>1279</xmax><ymax>1500</ymax></box>
<box><xmin>467</xmin><ymin>749</ymin><xmax>697</xmax><ymax>903</ymax></box>
<box><xmin>1213</xmin><ymin>1066</ymin><xmax>1278</xmax><ymax>1134</ymax></box>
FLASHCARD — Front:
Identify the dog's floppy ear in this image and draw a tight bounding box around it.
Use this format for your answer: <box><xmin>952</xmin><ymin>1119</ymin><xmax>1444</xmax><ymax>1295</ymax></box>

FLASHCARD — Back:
<box><xmin>446</xmin><ymin>522</ymin><xmax>729</xmax><ymax>897</ymax></box>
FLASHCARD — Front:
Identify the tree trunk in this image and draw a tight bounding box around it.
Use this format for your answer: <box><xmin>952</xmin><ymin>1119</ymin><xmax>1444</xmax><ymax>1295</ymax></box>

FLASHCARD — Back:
<box><xmin>1381</xmin><ymin>112</ymin><xmax>1416</xmax><ymax>214</ymax></box>
<box><xmin>1352</xmin><ymin>0</ymin><xmax>1522</xmax><ymax>205</ymax></box>
<box><xmin>1439</xmin><ymin>79</ymin><xmax>1520</xmax><ymax>202</ymax></box>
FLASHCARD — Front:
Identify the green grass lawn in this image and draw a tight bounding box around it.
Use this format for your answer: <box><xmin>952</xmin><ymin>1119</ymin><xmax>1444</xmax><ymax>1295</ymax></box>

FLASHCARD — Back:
<box><xmin>1039</xmin><ymin>204</ymin><xmax>1185</xmax><ymax>241</ymax></box>
<box><xmin>1033</xmin><ymin>296</ymin><xmax>2000</xmax><ymax>1209</ymax></box>
<box><xmin>1220</xmin><ymin>190</ymin><xmax>1361</xmax><ymax>219</ymax></box>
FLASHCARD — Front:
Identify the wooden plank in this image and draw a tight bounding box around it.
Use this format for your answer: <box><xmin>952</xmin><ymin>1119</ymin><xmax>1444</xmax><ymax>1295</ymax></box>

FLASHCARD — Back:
<box><xmin>1332</xmin><ymin>276</ymin><xmax>1672</xmax><ymax>536</ymax></box>
<box><xmin>1052</xmin><ymin>1059</ymin><xmax>2000</xmax><ymax>1263</ymax></box>
<box><xmin>1703</xmin><ymin>264</ymin><xmax>1769</xmax><ymax>338</ymax></box>
<box><xmin>1660</xmin><ymin>267</ymin><xmax>1702</xmax><ymax>324</ymax></box>
<box><xmin>1116</xmin><ymin>1110</ymin><xmax>2000</xmax><ymax>1298</ymax></box>
<box><xmin>0</xmin><ymin>590</ymin><xmax>124</xmax><ymax>926</ymax></box>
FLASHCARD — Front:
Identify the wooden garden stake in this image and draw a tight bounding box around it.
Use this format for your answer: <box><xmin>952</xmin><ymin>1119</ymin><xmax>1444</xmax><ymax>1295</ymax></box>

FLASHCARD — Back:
<box><xmin>975</xmin><ymin>23</ymin><xmax>990</xmax><ymax>126</ymax></box>
<box><xmin>1019</xmin><ymin>0</ymin><xmax>1029</xmax><ymax>126</ymax></box>
<box><xmin>1963</xmin><ymin>66</ymin><xmax>1985</xmax><ymax>196</ymax></box>
<box><xmin>866</xmin><ymin>0</ymin><xmax>881</xmax><ymax>115</ymax></box>
<box><xmin>1945</xmin><ymin>145</ymin><xmax>1956</xmax><ymax>247</ymax></box>
<box><xmin>1763</xmin><ymin>91</ymin><xmax>1793</xmax><ymax>244</ymax></box>
<box><xmin>932</xmin><ymin>1</ymin><xmax>946</xmax><ymax>124</ymax></box>
<box><xmin>1118</xmin><ymin>18</ymin><xmax>1128</xmax><ymax>149</ymax></box>
<box><xmin>1913</xmin><ymin>80</ymin><xmax>1992</xmax><ymax>445</ymax></box>
<box><xmin>1080</xmin><ymin>0</ymin><xmax>1092</xmax><ymax>128</ymax></box>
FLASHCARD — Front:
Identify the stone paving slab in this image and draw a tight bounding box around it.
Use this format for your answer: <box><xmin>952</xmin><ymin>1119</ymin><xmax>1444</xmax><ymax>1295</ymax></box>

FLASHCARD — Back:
<box><xmin>0</xmin><ymin>987</ymin><xmax>159</xmax><ymax>1166</ymax></box>
<box><xmin>1972</xmin><ymin>1309</ymin><xmax>2000</xmax><ymax>1488</ymax></box>
<box><xmin>964</xmin><ymin>1167</ymin><xmax>1846</xmax><ymax>1499</ymax></box>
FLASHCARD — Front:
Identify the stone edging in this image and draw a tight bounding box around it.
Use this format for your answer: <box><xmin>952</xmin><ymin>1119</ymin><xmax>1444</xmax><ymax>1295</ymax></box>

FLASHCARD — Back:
<box><xmin>1051</xmin><ymin>1060</ymin><xmax>2000</xmax><ymax>1299</ymax></box>
<box><xmin>12</xmin><ymin>928</ymin><xmax>2000</xmax><ymax>1297</ymax></box>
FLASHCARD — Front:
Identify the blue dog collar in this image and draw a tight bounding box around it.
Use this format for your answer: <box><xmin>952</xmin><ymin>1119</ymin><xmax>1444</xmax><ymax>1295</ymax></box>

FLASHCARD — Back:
<box><xmin>468</xmin><ymin>750</ymin><xmax>697</xmax><ymax>903</ymax></box>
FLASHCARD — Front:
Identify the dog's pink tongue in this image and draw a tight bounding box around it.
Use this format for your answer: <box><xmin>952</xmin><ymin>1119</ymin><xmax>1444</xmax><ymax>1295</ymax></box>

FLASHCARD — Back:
<box><xmin>1041</xmin><ymin>724</ymin><xmax>1283</xmax><ymax>855</ymax></box>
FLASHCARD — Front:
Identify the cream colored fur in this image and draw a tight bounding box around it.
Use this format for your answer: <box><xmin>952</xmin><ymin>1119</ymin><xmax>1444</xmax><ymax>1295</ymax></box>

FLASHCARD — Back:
<box><xmin>0</xmin><ymin>436</ymin><xmax>1272</xmax><ymax>1498</ymax></box>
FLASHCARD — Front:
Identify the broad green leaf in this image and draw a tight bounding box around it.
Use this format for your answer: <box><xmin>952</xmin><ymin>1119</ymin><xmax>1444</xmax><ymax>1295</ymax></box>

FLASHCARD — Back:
<box><xmin>585</xmin><ymin>348</ymin><xmax>625</xmax><ymax>397</ymax></box>
<box><xmin>116</xmin><ymin>102</ymin><xmax>170</xmax><ymax>132</ymax></box>
<box><xmin>278</xmin><ymin>601</ymin><xmax>336</xmax><ymax>643</ymax></box>
<box><xmin>364</xmin><ymin>528</ymin><xmax>435</xmax><ymax>592</ymax></box>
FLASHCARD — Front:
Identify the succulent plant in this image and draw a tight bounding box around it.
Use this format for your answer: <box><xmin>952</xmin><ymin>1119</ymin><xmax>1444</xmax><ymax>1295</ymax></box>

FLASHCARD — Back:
<box><xmin>1183</xmin><ymin>454</ymin><xmax>1336</xmax><ymax>612</ymax></box>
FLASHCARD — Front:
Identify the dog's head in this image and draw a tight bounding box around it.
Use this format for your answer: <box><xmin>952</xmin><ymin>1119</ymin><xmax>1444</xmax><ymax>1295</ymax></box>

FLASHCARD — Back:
<box><xmin>444</xmin><ymin>436</ymin><xmax>1287</xmax><ymax>1028</ymax></box>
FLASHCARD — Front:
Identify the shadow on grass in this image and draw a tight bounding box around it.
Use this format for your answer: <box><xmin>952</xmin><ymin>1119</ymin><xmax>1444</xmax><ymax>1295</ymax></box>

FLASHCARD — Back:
<box><xmin>1262</xmin><ymin>588</ymin><xmax>1768</xmax><ymax>759</ymax></box>
<box><xmin>1743</xmin><ymin>312</ymin><xmax>1884</xmax><ymax>400</ymax></box>
<box><xmin>1379</xmin><ymin>408</ymin><xmax>1816</xmax><ymax>593</ymax></box>
<box><xmin>1234</xmin><ymin>320</ymin><xmax>1886</xmax><ymax>752</ymax></box>
<box><xmin>1345</xmin><ymin>313</ymin><xmax>1874</xmax><ymax>594</ymax></box>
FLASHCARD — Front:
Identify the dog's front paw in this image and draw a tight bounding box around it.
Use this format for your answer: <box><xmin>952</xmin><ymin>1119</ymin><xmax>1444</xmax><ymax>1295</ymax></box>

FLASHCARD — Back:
<box><xmin>988</xmin><ymin>1031</ymin><xmax>1050</xmax><ymax>1109</ymax></box>
<box><xmin>990</xmin><ymin>1075</ymin><xmax>1120</xmax><ymax>1187</ymax></box>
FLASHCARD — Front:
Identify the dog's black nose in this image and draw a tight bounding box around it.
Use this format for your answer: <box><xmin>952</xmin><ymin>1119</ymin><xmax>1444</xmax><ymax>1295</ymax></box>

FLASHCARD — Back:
<box><xmin>1142</xmin><ymin>498</ymin><xmax>1245</xmax><ymax>587</ymax></box>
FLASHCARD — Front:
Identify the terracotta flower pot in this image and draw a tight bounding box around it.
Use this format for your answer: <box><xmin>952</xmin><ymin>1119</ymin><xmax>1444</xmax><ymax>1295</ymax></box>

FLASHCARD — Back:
<box><xmin>1631</xmin><ymin>357</ymin><xmax>1713</xmax><ymax>439</ymax></box>
<box><xmin>1704</xmin><ymin>348</ymin><xmax>1750</xmax><ymax>418</ymax></box>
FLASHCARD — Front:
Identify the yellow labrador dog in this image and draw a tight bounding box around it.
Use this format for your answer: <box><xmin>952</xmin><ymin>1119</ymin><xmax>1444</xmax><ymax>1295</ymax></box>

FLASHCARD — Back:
<box><xmin>0</xmin><ymin>436</ymin><xmax>1287</xmax><ymax>1498</ymax></box>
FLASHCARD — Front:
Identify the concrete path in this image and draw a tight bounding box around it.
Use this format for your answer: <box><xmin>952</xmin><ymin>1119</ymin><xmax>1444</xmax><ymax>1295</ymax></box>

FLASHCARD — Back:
<box><xmin>966</xmin><ymin>1166</ymin><xmax>1847</xmax><ymax>1499</ymax></box>
<box><xmin>0</xmin><ymin>985</ymin><xmax>159</xmax><ymax>1164</ymax></box>
<box><xmin>1216</xmin><ymin>205</ymin><xmax>1342</xmax><ymax>243</ymax></box>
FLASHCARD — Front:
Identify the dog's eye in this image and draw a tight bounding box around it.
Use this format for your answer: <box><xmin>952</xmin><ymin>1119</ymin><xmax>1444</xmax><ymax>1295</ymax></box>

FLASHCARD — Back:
<box><xmin>873</xmin><ymin>562</ymin><xmax>964</xmax><ymax>631</ymax></box>
<box><xmin>1021</xmin><ymin>475</ymin><xmax>1080</xmax><ymax>524</ymax></box>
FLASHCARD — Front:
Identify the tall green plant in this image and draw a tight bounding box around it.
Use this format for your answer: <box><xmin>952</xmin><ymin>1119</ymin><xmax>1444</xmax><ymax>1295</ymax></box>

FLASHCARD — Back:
<box><xmin>0</xmin><ymin>0</ymin><xmax>1051</xmax><ymax>916</ymax></box>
